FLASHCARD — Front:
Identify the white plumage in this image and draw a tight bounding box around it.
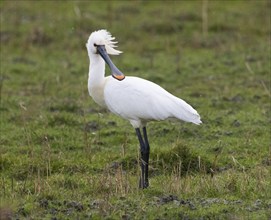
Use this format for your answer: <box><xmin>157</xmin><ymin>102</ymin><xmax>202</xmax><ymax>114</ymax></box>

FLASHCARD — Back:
<box><xmin>104</xmin><ymin>76</ymin><xmax>201</xmax><ymax>128</ymax></box>
<box><xmin>86</xmin><ymin>29</ymin><xmax>202</xmax><ymax>188</ymax></box>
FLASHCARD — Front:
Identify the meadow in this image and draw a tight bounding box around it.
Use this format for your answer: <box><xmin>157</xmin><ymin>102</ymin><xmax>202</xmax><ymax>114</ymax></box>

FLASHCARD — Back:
<box><xmin>0</xmin><ymin>1</ymin><xmax>270</xmax><ymax>219</ymax></box>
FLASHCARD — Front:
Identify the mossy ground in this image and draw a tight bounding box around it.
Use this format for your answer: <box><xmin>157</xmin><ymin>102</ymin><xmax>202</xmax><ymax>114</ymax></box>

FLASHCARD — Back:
<box><xmin>0</xmin><ymin>1</ymin><xmax>270</xmax><ymax>219</ymax></box>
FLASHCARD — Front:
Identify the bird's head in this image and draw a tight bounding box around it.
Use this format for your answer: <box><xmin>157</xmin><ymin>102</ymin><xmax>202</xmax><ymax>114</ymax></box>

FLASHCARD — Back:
<box><xmin>86</xmin><ymin>29</ymin><xmax>125</xmax><ymax>81</ymax></box>
<box><xmin>86</xmin><ymin>29</ymin><xmax>122</xmax><ymax>56</ymax></box>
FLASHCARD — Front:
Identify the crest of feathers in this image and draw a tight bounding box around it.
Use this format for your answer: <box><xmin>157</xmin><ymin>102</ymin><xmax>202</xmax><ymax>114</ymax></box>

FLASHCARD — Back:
<box><xmin>87</xmin><ymin>29</ymin><xmax>122</xmax><ymax>55</ymax></box>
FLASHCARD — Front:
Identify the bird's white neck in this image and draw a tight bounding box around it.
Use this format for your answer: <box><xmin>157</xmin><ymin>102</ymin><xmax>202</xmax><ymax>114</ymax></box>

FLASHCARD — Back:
<box><xmin>88</xmin><ymin>53</ymin><xmax>107</xmax><ymax>107</ymax></box>
<box><xmin>88</xmin><ymin>54</ymin><xmax>105</xmax><ymax>86</ymax></box>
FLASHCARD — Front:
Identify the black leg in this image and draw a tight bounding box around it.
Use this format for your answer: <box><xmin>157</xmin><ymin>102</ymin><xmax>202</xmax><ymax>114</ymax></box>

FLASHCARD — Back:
<box><xmin>135</xmin><ymin>128</ymin><xmax>149</xmax><ymax>189</ymax></box>
<box><xmin>142</xmin><ymin>127</ymin><xmax>150</xmax><ymax>187</ymax></box>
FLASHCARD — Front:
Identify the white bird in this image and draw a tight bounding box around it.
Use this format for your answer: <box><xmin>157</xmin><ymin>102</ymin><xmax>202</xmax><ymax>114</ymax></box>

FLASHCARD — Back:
<box><xmin>86</xmin><ymin>29</ymin><xmax>202</xmax><ymax>189</ymax></box>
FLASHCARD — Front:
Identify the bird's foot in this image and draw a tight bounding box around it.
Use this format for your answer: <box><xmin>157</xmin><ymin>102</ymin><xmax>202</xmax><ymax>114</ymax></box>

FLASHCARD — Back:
<box><xmin>139</xmin><ymin>178</ymin><xmax>149</xmax><ymax>189</ymax></box>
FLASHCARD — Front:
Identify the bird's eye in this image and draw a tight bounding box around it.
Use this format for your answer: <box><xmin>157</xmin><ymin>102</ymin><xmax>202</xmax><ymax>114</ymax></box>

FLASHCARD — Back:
<box><xmin>94</xmin><ymin>43</ymin><xmax>97</xmax><ymax>47</ymax></box>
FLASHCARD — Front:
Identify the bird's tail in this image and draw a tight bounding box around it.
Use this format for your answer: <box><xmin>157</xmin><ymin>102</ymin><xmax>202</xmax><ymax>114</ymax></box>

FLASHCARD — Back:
<box><xmin>171</xmin><ymin>96</ymin><xmax>202</xmax><ymax>125</ymax></box>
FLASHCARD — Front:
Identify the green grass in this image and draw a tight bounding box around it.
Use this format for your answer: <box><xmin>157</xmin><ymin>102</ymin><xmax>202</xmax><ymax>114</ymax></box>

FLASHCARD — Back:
<box><xmin>0</xmin><ymin>0</ymin><xmax>270</xmax><ymax>219</ymax></box>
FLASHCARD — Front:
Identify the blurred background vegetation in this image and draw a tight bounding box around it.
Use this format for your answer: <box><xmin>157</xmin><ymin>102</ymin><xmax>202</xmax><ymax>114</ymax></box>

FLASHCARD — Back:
<box><xmin>0</xmin><ymin>0</ymin><xmax>270</xmax><ymax>219</ymax></box>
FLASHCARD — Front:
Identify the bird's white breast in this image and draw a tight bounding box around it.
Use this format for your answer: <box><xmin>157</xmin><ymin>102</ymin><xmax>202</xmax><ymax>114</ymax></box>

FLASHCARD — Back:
<box><xmin>88</xmin><ymin>84</ymin><xmax>107</xmax><ymax>108</ymax></box>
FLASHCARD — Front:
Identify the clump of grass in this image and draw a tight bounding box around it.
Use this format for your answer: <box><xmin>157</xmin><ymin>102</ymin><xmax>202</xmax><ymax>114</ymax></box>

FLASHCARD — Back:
<box><xmin>153</xmin><ymin>141</ymin><xmax>212</xmax><ymax>175</ymax></box>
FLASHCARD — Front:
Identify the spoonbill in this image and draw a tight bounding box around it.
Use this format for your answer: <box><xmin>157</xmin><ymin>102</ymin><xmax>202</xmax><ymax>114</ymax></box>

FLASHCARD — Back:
<box><xmin>86</xmin><ymin>29</ymin><xmax>202</xmax><ymax>189</ymax></box>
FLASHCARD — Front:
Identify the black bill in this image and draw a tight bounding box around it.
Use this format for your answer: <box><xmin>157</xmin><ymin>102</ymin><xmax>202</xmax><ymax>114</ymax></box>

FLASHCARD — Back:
<box><xmin>96</xmin><ymin>45</ymin><xmax>125</xmax><ymax>81</ymax></box>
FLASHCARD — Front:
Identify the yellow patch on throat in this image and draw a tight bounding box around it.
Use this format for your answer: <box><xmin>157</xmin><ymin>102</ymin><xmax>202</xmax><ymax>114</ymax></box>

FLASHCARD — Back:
<box><xmin>113</xmin><ymin>74</ymin><xmax>125</xmax><ymax>81</ymax></box>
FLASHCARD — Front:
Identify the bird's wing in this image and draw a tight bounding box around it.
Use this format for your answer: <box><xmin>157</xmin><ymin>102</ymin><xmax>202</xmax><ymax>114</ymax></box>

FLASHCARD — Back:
<box><xmin>104</xmin><ymin>76</ymin><xmax>201</xmax><ymax>125</ymax></box>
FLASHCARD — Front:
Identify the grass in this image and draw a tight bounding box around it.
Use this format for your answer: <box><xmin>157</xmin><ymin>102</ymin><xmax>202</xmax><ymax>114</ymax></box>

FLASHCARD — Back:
<box><xmin>0</xmin><ymin>0</ymin><xmax>270</xmax><ymax>219</ymax></box>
